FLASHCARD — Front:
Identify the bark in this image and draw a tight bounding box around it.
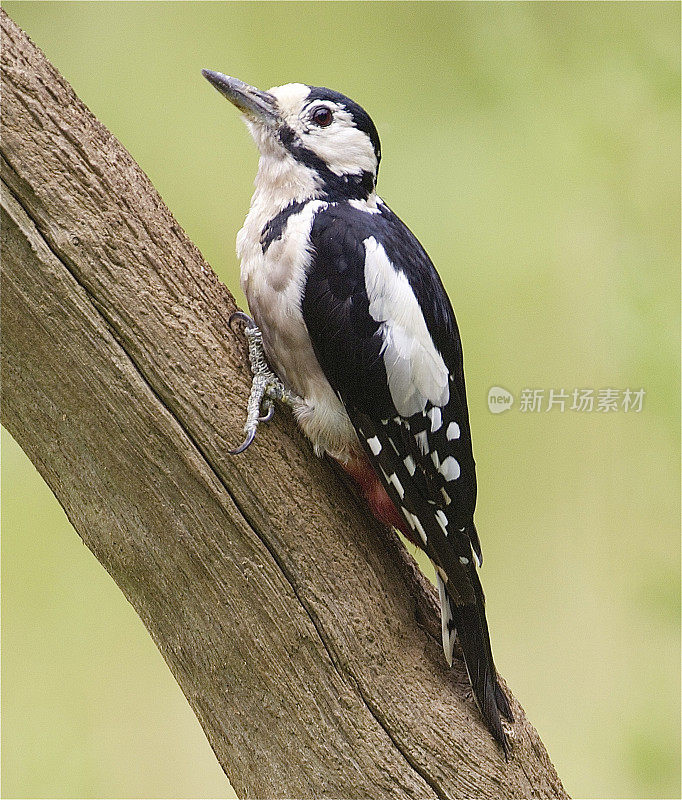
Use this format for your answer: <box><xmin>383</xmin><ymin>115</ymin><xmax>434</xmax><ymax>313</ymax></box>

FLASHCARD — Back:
<box><xmin>1</xmin><ymin>10</ymin><xmax>568</xmax><ymax>800</ymax></box>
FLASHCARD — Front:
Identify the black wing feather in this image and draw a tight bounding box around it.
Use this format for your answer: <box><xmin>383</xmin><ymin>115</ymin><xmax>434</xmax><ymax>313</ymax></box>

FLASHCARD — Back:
<box><xmin>303</xmin><ymin>201</ymin><xmax>477</xmax><ymax>525</ymax></box>
<box><xmin>301</xmin><ymin>209</ymin><xmax>394</xmax><ymax>417</ymax></box>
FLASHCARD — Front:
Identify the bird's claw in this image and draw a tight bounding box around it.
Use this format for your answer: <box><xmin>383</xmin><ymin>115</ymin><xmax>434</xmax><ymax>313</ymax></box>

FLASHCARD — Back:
<box><xmin>228</xmin><ymin>311</ymin><xmax>299</xmax><ymax>454</ymax></box>
<box><xmin>228</xmin><ymin>310</ymin><xmax>255</xmax><ymax>331</ymax></box>
<box><xmin>258</xmin><ymin>403</ymin><xmax>276</xmax><ymax>423</ymax></box>
<box><xmin>228</xmin><ymin>426</ymin><xmax>257</xmax><ymax>455</ymax></box>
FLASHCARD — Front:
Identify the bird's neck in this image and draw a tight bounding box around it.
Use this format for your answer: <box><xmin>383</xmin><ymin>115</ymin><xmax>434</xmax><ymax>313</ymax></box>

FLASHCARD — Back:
<box><xmin>236</xmin><ymin>151</ymin><xmax>317</xmax><ymax>266</ymax></box>
<box><xmin>251</xmin><ymin>151</ymin><xmax>377</xmax><ymax>220</ymax></box>
<box><xmin>251</xmin><ymin>150</ymin><xmax>321</xmax><ymax>215</ymax></box>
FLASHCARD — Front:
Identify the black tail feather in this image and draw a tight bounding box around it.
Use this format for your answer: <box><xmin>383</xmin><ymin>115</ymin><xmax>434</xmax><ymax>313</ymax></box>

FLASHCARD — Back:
<box><xmin>448</xmin><ymin>591</ymin><xmax>512</xmax><ymax>755</ymax></box>
<box><xmin>495</xmin><ymin>681</ymin><xmax>514</xmax><ymax>722</ymax></box>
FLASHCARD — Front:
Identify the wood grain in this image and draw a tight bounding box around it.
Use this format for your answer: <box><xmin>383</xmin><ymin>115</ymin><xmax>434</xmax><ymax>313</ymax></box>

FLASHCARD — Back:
<box><xmin>1</xmin><ymin>10</ymin><xmax>568</xmax><ymax>799</ymax></box>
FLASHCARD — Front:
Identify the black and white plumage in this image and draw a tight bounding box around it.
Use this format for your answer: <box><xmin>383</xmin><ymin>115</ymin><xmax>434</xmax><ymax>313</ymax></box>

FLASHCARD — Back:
<box><xmin>202</xmin><ymin>69</ymin><xmax>513</xmax><ymax>753</ymax></box>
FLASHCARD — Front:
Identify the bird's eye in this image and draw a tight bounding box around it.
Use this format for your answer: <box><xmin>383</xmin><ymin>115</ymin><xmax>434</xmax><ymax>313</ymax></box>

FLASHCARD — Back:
<box><xmin>311</xmin><ymin>107</ymin><xmax>333</xmax><ymax>127</ymax></box>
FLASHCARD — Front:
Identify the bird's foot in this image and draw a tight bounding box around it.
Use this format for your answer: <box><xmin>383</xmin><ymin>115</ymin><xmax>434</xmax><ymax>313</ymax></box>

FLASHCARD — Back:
<box><xmin>228</xmin><ymin>311</ymin><xmax>299</xmax><ymax>454</ymax></box>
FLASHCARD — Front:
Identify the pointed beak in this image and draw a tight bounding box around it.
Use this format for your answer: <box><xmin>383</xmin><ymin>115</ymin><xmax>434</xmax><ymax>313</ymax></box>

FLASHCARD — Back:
<box><xmin>201</xmin><ymin>69</ymin><xmax>278</xmax><ymax>125</ymax></box>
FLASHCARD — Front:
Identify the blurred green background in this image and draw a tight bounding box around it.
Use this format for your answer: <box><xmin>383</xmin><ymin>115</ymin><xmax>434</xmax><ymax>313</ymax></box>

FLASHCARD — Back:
<box><xmin>2</xmin><ymin>2</ymin><xmax>679</xmax><ymax>798</ymax></box>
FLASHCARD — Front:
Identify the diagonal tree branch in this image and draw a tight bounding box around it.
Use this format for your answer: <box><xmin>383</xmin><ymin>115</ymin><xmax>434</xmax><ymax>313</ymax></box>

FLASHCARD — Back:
<box><xmin>1</xmin><ymin>10</ymin><xmax>568</xmax><ymax>799</ymax></box>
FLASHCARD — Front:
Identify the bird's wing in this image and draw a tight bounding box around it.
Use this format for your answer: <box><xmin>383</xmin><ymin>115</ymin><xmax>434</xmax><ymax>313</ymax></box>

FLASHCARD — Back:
<box><xmin>302</xmin><ymin>201</ymin><xmax>481</xmax><ymax>583</ymax></box>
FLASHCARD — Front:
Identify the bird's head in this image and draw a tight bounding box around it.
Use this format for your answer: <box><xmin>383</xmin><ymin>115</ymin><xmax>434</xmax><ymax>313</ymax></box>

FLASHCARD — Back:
<box><xmin>202</xmin><ymin>70</ymin><xmax>381</xmax><ymax>202</ymax></box>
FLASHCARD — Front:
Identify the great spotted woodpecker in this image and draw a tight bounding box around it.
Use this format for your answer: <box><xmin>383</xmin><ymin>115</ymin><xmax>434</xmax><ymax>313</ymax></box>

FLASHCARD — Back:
<box><xmin>202</xmin><ymin>69</ymin><xmax>513</xmax><ymax>753</ymax></box>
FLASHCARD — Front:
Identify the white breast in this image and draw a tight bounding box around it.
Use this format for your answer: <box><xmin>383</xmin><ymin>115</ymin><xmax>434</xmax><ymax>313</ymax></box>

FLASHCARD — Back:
<box><xmin>237</xmin><ymin>185</ymin><xmax>359</xmax><ymax>462</ymax></box>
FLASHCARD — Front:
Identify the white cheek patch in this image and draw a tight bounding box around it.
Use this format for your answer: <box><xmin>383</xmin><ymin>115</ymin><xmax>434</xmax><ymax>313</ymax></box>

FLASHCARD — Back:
<box><xmin>265</xmin><ymin>87</ymin><xmax>378</xmax><ymax>178</ymax></box>
<box><xmin>299</xmin><ymin>106</ymin><xmax>378</xmax><ymax>177</ymax></box>
<box><xmin>363</xmin><ymin>237</ymin><xmax>449</xmax><ymax>417</ymax></box>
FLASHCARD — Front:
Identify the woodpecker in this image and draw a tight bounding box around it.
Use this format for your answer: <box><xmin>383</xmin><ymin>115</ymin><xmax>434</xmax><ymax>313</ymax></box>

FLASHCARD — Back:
<box><xmin>202</xmin><ymin>69</ymin><xmax>513</xmax><ymax>753</ymax></box>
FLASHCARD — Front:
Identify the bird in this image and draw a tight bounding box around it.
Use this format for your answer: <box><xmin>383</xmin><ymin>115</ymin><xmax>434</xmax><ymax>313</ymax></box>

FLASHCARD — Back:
<box><xmin>202</xmin><ymin>69</ymin><xmax>513</xmax><ymax>754</ymax></box>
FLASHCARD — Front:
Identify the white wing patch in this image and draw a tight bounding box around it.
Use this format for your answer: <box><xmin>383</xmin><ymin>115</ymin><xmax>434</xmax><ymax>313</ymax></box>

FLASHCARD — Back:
<box><xmin>439</xmin><ymin>455</ymin><xmax>461</xmax><ymax>482</ymax></box>
<box><xmin>367</xmin><ymin>436</ymin><xmax>382</xmax><ymax>455</ymax></box>
<box><xmin>428</xmin><ymin>406</ymin><xmax>442</xmax><ymax>432</ymax></box>
<box><xmin>388</xmin><ymin>472</ymin><xmax>405</xmax><ymax>499</ymax></box>
<box><xmin>401</xmin><ymin>507</ymin><xmax>428</xmax><ymax>545</ymax></box>
<box><xmin>446</xmin><ymin>421</ymin><xmax>460</xmax><ymax>440</ymax></box>
<box><xmin>363</xmin><ymin>237</ymin><xmax>449</xmax><ymax>417</ymax></box>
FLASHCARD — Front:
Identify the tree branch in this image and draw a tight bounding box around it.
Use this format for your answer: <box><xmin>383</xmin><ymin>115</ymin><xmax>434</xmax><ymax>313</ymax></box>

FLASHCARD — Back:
<box><xmin>1</xmin><ymin>10</ymin><xmax>567</xmax><ymax>799</ymax></box>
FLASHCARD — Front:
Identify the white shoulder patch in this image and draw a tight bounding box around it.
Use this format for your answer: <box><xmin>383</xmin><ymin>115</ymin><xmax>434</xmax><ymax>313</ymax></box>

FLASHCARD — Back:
<box><xmin>363</xmin><ymin>237</ymin><xmax>449</xmax><ymax>416</ymax></box>
<box><xmin>349</xmin><ymin>196</ymin><xmax>381</xmax><ymax>215</ymax></box>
